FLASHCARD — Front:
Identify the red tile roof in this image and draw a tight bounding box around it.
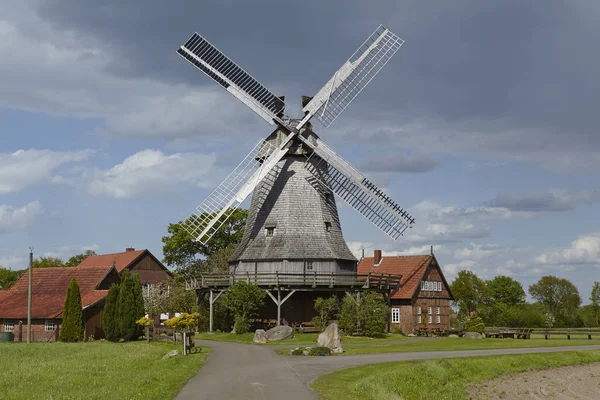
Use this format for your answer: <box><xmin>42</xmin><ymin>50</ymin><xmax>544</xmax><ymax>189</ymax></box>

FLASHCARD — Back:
<box><xmin>0</xmin><ymin>265</ymin><xmax>114</xmax><ymax>319</ymax></box>
<box><xmin>77</xmin><ymin>249</ymin><xmax>146</xmax><ymax>272</ymax></box>
<box><xmin>358</xmin><ymin>255</ymin><xmax>431</xmax><ymax>299</ymax></box>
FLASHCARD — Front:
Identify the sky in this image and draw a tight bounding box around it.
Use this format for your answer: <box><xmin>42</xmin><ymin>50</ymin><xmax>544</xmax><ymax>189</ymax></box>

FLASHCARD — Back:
<box><xmin>1</xmin><ymin>0</ymin><xmax>599</xmax><ymax>300</ymax></box>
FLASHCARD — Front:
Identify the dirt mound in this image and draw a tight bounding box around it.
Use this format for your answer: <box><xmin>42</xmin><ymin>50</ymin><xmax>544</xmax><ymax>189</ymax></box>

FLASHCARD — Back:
<box><xmin>469</xmin><ymin>362</ymin><xmax>600</xmax><ymax>399</ymax></box>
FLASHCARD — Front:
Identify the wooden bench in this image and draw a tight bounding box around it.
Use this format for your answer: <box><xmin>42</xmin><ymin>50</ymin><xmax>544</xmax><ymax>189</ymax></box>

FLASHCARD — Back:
<box><xmin>516</xmin><ymin>328</ymin><xmax>531</xmax><ymax>339</ymax></box>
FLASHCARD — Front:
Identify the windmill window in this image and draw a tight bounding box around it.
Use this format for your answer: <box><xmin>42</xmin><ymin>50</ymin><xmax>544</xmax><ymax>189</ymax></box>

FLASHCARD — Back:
<box><xmin>325</xmin><ymin>222</ymin><xmax>332</xmax><ymax>232</ymax></box>
<box><xmin>305</xmin><ymin>261</ymin><xmax>313</xmax><ymax>270</ymax></box>
<box><xmin>266</xmin><ymin>227</ymin><xmax>274</xmax><ymax>237</ymax></box>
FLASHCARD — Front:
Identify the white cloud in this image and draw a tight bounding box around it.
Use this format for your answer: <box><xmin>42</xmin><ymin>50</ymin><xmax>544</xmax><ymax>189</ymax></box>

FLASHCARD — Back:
<box><xmin>535</xmin><ymin>233</ymin><xmax>600</xmax><ymax>266</ymax></box>
<box><xmin>43</xmin><ymin>244</ymin><xmax>100</xmax><ymax>259</ymax></box>
<box><xmin>0</xmin><ymin>201</ymin><xmax>44</xmax><ymax>232</ymax></box>
<box><xmin>88</xmin><ymin>149</ymin><xmax>217</xmax><ymax>199</ymax></box>
<box><xmin>0</xmin><ymin>149</ymin><xmax>89</xmax><ymax>194</ymax></box>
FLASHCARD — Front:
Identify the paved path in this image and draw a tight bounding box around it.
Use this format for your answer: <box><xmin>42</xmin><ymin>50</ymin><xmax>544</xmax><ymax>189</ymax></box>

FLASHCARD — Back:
<box><xmin>176</xmin><ymin>342</ymin><xmax>600</xmax><ymax>400</ymax></box>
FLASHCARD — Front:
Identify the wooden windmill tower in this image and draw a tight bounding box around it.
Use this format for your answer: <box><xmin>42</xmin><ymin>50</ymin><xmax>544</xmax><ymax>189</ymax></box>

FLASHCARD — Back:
<box><xmin>177</xmin><ymin>25</ymin><xmax>414</xmax><ymax>328</ymax></box>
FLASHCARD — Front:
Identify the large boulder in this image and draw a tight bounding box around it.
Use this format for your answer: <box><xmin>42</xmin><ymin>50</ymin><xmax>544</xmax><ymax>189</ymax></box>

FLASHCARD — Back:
<box><xmin>264</xmin><ymin>325</ymin><xmax>294</xmax><ymax>341</ymax></box>
<box><xmin>317</xmin><ymin>322</ymin><xmax>343</xmax><ymax>354</ymax></box>
<box><xmin>464</xmin><ymin>332</ymin><xmax>483</xmax><ymax>339</ymax></box>
<box><xmin>253</xmin><ymin>329</ymin><xmax>268</xmax><ymax>344</ymax></box>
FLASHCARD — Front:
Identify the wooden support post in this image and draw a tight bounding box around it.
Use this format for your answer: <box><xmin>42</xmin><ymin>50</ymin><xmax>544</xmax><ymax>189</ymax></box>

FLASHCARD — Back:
<box><xmin>589</xmin><ymin>328</ymin><xmax>592</xmax><ymax>340</ymax></box>
<box><xmin>209</xmin><ymin>290</ymin><xmax>214</xmax><ymax>334</ymax></box>
<box><xmin>330</xmin><ymin>272</ymin><xmax>334</xmax><ymax>288</ymax></box>
<box><xmin>567</xmin><ymin>328</ymin><xmax>571</xmax><ymax>340</ymax></box>
<box><xmin>277</xmin><ymin>289</ymin><xmax>281</xmax><ymax>326</ymax></box>
<box><xmin>265</xmin><ymin>289</ymin><xmax>296</xmax><ymax>327</ymax></box>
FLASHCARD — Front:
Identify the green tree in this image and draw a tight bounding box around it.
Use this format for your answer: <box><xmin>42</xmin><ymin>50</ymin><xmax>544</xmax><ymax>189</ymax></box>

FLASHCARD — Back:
<box><xmin>357</xmin><ymin>292</ymin><xmax>389</xmax><ymax>337</ymax></box>
<box><xmin>590</xmin><ymin>281</ymin><xmax>600</xmax><ymax>326</ymax></box>
<box><xmin>103</xmin><ymin>284</ymin><xmax>120</xmax><ymax>341</ymax></box>
<box><xmin>338</xmin><ymin>296</ymin><xmax>358</xmax><ymax>335</ymax></box>
<box><xmin>529</xmin><ymin>275</ymin><xmax>581</xmax><ymax>322</ymax></box>
<box><xmin>485</xmin><ymin>275</ymin><xmax>526</xmax><ymax>306</ymax></box>
<box><xmin>225</xmin><ymin>281</ymin><xmax>265</xmax><ymax>334</ymax></box>
<box><xmin>161</xmin><ymin>209</ymin><xmax>247</xmax><ymax>272</ymax></box>
<box><xmin>0</xmin><ymin>266</ymin><xmax>23</xmax><ymax>290</ymax></box>
<box><xmin>59</xmin><ymin>278</ymin><xmax>84</xmax><ymax>342</ymax></box>
<box><xmin>65</xmin><ymin>250</ymin><xmax>98</xmax><ymax>267</ymax></box>
<box><xmin>312</xmin><ymin>296</ymin><xmax>339</xmax><ymax>331</ymax></box>
<box><xmin>465</xmin><ymin>316</ymin><xmax>485</xmax><ymax>334</ymax></box>
<box><xmin>32</xmin><ymin>256</ymin><xmax>65</xmax><ymax>268</ymax></box>
<box><xmin>116</xmin><ymin>269</ymin><xmax>143</xmax><ymax>341</ymax></box>
<box><xmin>450</xmin><ymin>270</ymin><xmax>487</xmax><ymax>314</ymax></box>
<box><xmin>132</xmin><ymin>274</ymin><xmax>146</xmax><ymax>338</ymax></box>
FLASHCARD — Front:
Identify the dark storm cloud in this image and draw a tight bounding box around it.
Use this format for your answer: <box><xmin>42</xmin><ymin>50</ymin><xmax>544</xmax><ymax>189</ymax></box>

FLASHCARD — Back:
<box><xmin>35</xmin><ymin>0</ymin><xmax>600</xmax><ymax>154</ymax></box>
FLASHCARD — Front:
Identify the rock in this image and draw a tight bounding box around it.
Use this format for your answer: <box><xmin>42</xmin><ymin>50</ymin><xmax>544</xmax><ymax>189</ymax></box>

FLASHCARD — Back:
<box><xmin>464</xmin><ymin>332</ymin><xmax>483</xmax><ymax>339</ymax></box>
<box><xmin>448</xmin><ymin>334</ymin><xmax>459</xmax><ymax>338</ymax></box>
<box><xmin>162</xmin><ymin>350</ymin><xmax>180</xmax><ymax>359</ymax></box>
<box><xmin>317</xmin><ymin>322</ymin><xmax>343</xmax><ymax>354</ymax></box>
<box><xmin>253</xmin><ymin>329</ymin><xmax>268</xmax><ymax>344</ymax></box>
<box><xmin>264</xmin><ymin>325</ymin><xmax>294</xmax><ymax>341</ymax></box>
<box><xmin>407</xmin><ymin>333</ymin><xmax>417</xmax><ymax>337</ymax></box>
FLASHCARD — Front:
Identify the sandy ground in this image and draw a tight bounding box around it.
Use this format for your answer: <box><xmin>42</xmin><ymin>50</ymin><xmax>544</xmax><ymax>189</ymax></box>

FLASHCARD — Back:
<box><xmin>469</xmin><ymin>362</ymin><xmax>600</xmax><ymax>399</ymax></box>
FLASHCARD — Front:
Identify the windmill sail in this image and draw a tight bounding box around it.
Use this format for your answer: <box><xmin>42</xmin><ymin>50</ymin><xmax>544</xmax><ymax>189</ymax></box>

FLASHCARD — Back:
<box><xmin>302</xmin><ymin>25</ymin><xmax>404</xmax><ymax>127</ymax></box>
<box><xmin>178</xmin><ymin>33</ymin><xmax>285</xmax><ymax>124</ymax></box>
<box><xmin>301</xmin><ymin>137</ymin><xmax>414</xmax><ymax>240</ymax></box>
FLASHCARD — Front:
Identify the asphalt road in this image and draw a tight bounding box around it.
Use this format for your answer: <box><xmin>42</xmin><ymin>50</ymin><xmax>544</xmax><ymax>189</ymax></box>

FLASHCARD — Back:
<box><xmin>175</xmin><ymin>341</ymin><xmax>600</xmax><ymax>400</ymax></box>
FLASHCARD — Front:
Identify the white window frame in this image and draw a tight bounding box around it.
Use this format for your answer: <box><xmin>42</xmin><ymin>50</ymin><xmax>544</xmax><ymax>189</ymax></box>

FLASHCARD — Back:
<box><xmin>438</xmin><ymin>282</ymin><xmax>442</xmax><ymax>291</ymax></box>
<box><xmin>420</xmin><ymin>281</ymin><xmax>424</xmax><ymax>290</ymax></box>
<box><xmin>424</xmin><ymin>281</ymin><xmax>429</xmax><ymax>291</ymax></box>
<box><xmin>417</xmin><ymin>314</ymin><xmax>422</xmax><ymax>324</ymax></box>
<box><xmin>436</xmin><ymin>315</ymin><xmax>441</xmax><ymax>324</ymax></box>
<box><xmin>45</xmin><ymin>320</ymin><xmax>55</xmax><ymax>331</ymax></box>
<box><xmin>428</xmin><ymin>314</ymin><xmax>433</xmax><ymax>324</ymax></box>
<box><xmin>436</xmin><ymin>307</ymin><xmax>440</xmax><ymax>315</ymax></box>
<box><xmin>428</xmin><ymin>306</ymin><xmax>432</xmax><ymax>315</ymax></box>
<box><xmin>391</xmin><ymin>308</ymin><xmax>400</xmax><ymax>324</ymax></box>
<box><xmin>4</xmin><ymin>320</ymin><xmax>14</xmax><ymax>331</ymax></box>
<box><xmin>417</xmin><ymin>306</ymin><xmax>421</xmax><ymax>315</ymax></box>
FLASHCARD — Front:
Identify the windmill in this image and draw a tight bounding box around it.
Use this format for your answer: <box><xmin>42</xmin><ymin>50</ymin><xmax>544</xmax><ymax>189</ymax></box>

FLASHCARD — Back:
<box><xmin>177</xmin><ymin>25</ymin><xmax>415</xmax><ymax>278</ymax></box>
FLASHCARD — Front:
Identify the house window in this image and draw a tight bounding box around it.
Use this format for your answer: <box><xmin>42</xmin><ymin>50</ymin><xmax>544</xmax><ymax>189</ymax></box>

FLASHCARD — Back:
<box><xmin>305</xmin><ymin>261</ymin><xmax>313</xmax><ymax>270</ymax></box>
<box><xmin>428</xmin><ymin>307</ymin><xmax>432</xmax><ymax>315</ymax></box>
<box><xmin>324</xmin><ymin>222</ymin><xmax>332</xmax><ymax>232</ymax></box>
<box><xmin>428</xmin><ymin>314</ymin><xmax>433</xmax><ymax>324</ymax></box>
<box><xmin>266</xmin><ymin>227</ymin><xmax>274</xmax><ymax>237</ymax></box>
<box><xmin>417</xmin><ymin>306</ymin><xmax>421</xmax><ymax>315</ymax></box>
<box><xmin>424</xmin><ymin>281</ymin><xmax>429</xmax><ymax>291</ymax></box>
<box><xmin>391</xmin><ymin>308</ymin><xmax>400</xmax><ymax>324</ymax></box>
<box><xmin>417</xmin><ymin>315</ymin><xmax>422</xmax><ymax>324</ymax></box>
<box><xmin>45</xmin><ymin>320</ymin><xmax>55</xmax><ymax>331</ymax></box>
<box><xmin>4</xmin><ymin>320</ymin><xmax>14</xmax><ymax>331</ymax></box>
<box><xmin>420</xmin><ymin>281</ymin><xmax>424</xmax><ymax>290</ymax></box>
<box><xmin>436</xmin><ymin>307</ymin><xmax>440</xmax><ymax>315</ymax></box>
<box><xmin>436</xmin><ymin>315</ymin><xmax>441</xmax><ymax>324</ymax></box>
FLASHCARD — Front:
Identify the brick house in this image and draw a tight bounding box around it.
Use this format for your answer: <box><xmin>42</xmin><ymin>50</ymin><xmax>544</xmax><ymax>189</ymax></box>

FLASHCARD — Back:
<box><xmin>0</xmin><ymin>265</ymin><xmax>120</xmax><ymax>341</ymax></box>
<box><xmin>358</xmin><ymin>249</ymin><xmax>454</xmax><ymax>334</ymax></box>
<box><xmin>0</xmin><ymin>248</ymin><xmax>171</xmax><ymax>341</ymax></box>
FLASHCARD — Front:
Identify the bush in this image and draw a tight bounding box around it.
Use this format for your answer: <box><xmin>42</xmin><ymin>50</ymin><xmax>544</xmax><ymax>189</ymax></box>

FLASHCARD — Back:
<box><xmin>59</xmin><ymin>278</ymin><xmax>84</xmax><ymax>342</ymax></box>
<box><xmin>312</xmin><ymin>296</ymin><xmax>339</xmax><ymax>331</ymax></box>
<box><xmin>338</xmin><ymin>295</ymin><xmax>358</xmax><ymax>335</ymax></box>
<box><xmin>337</xmin><ymin>292</ymin><xmax>389</xmax><ymax>337</ymax></box>
<box><xmin>465</xmin><ymin>316</ymin><xmax>485</xmax><ymax>334</ymax></box>
<box><xmin>308</xmin><ymin>346</ymin><xmax>332</xmax><ymax>356</ymax></box>
<box><xmin>226</xmin><ymin>282</ymin><xmax>265</xmax><ymax>334</ymax></box>
<box><xmin>290</xmin><ymin>348</ymin><xmax>305</xmax><ymax>356</ymax></box>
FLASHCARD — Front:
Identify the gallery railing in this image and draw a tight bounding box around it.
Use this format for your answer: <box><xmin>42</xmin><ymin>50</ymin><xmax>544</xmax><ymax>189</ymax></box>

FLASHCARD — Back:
<box><xmin>185</xmin><ymin>272</ymin><xmax>401</xmax><ymax>291</ymax></box>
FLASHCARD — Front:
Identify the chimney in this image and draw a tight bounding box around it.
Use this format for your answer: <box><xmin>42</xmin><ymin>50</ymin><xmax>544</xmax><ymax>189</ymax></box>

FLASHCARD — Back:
<box><xmin>125</xmin><ymin>247</ymin><xmax>135</xmax><ymax>252</ymax></box>
<box><xmin>374</xmin><ymin>249</ymin><xmax>382</xmax><ymax>265</ymax></box>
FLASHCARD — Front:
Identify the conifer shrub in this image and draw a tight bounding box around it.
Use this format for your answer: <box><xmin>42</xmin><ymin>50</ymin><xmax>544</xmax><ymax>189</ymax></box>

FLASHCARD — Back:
<box><xmin>132</xmin><ymin>273</ymin><xmax>146</xmax><ymax>338</ymax></box>
<box><xmin>465</xmin><ymin>316</ymin><xmax>485</xmax><ymax>334</ymax></box>
<box><xmin>116</xmin><ymin>269</ymin><xmax>144</xmax><ymax>341</ymax></box>
<box><xmin>59</xmin><ymin>278</ymin><xmax>84</xmax><ymax>342</ymax></box>
<box><xmin>102</xmin><ymin>284</ymin><xmax>120</xmax><ymax>341</ymax></box>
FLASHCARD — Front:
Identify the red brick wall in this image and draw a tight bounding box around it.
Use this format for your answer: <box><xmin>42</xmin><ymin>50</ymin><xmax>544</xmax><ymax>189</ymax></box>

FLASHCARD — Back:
<box><xmin>0</xmin><ymin>319</ymin><xmax>60</xmax><ymax>342</ymax></box>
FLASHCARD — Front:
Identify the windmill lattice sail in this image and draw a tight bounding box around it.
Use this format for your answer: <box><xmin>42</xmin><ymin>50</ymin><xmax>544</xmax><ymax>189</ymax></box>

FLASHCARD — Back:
<box><xmin>303</xmin><ymin>25</ymin><xmax>404</xmax><ymax>127</ymax></box>
<box><xmin>302</xmin><ymin>137</ymin><xmax>414</xmax><ymax>239</ymax></box>
<box><xmin>178</xmin><ymin>33</ymin><xmax>285</xmax><ymax>124</ymax></box>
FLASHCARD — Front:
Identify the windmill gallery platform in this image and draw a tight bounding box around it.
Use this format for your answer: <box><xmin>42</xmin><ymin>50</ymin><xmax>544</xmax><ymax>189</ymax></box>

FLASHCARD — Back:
<box><xmin>186</xmin><ymin>271</ymin><xmax>401</xmax><ymax>332</ymax></box>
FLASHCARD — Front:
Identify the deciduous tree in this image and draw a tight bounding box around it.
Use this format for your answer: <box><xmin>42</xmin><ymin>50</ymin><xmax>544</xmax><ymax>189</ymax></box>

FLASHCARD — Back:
<box><xmin>485</xmin><ymin>275</ymin><xmax>526</xmax><ymax>306</ymax></box>
<box><xmin>590</xmin><ymin>281</ymin><xmax>600</xmax><ymax>326</ymax></box>
<box><xmin>32</xmin><ymin>256</ymin><xmax>65</xmax><ymax>268</ymax></box>
<box><xmin>0</xmin><ymin>267</ymin><xmax>23</xmax><ymax>290</ymax></box>
<box><xmin>59</xmin><ymin>278</ymin><xmax>84</xmax><ymax>342</ymax></box>
<box><xmin>225</xmin><ymin>281</ymin><xmax>265</xmax><ymax>334</ymax></box>
<box><xmin>65</xmin><ymin>250</ymin><xmax>98</xmax><ymax>267</ymax></box>
<box><xmin>529</xmin><ymin>275</ymin><xmax>581</xmax><ymax>321</ymax></box>
<box><xmin>450</xmin><ymin>270</ymin><xmax>487</xmax><ymax>314</ymax></box>
<box><xmin>312</xmin><ymin>296</ymin><xmax>339</xmax><ymax>331</ymax></box>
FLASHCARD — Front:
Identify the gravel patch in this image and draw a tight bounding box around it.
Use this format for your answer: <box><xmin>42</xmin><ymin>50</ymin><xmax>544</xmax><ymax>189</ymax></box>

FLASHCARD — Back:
<box><xmin>469</xmin><ymin>362</ymin><xmax>600</xmax><ymax>399</ymax></box>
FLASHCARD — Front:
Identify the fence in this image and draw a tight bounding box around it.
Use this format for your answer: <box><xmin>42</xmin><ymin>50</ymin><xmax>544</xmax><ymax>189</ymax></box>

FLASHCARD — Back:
<box><xmin>486</xmin><ymin>327</ymin><xmax>600</xmax><ymax>340</ymax></box>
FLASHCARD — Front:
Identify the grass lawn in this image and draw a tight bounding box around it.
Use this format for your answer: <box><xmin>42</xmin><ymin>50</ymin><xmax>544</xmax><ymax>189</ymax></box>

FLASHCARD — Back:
<box><xmin>312</xmin><ymin>350</ymin><xmax>600</xmax><ymax>400</ymax></box>
<box><xmin>0</xmin><ymin>341</ymin><xmax>208</xmax><ymax>400</ymax></box>
<box><xmin>195</xmin><ymin>331</ymin><xmax>408</xmax><ymax>345</ymax></box>
<box><xmin>276</xmin><ymin>337</ymin><xmax>600</xmax><ymax>355</ymax></box>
